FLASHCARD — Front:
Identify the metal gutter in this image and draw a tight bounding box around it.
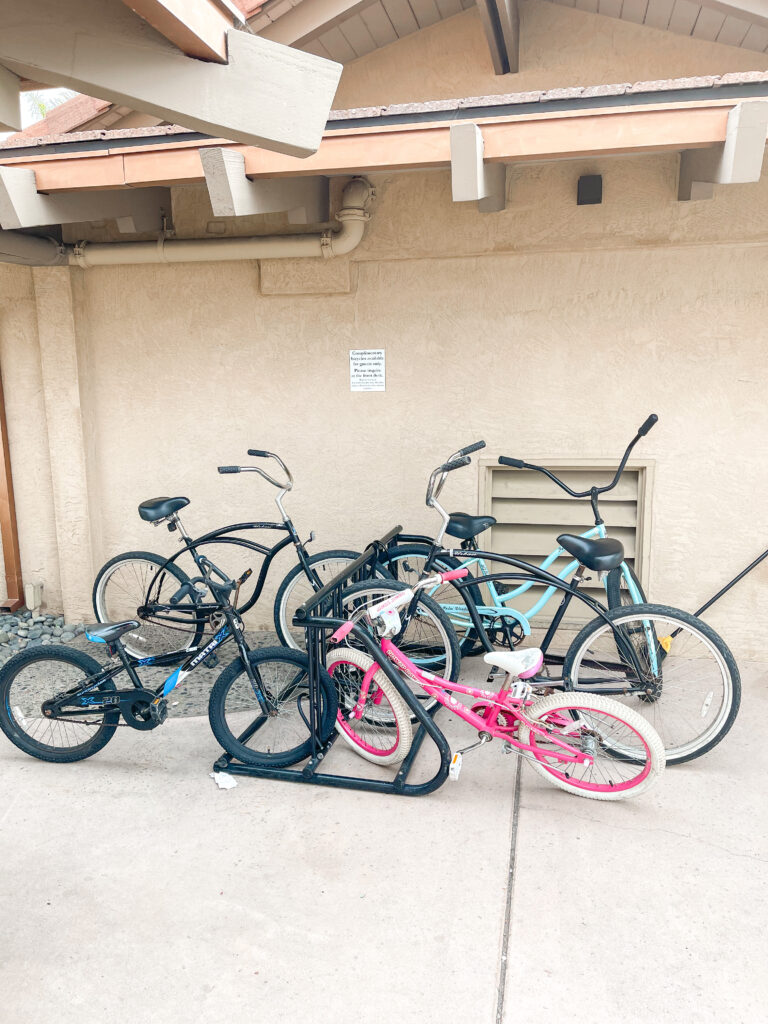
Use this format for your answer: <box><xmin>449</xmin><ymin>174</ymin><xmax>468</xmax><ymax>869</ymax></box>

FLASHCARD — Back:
<box><xmin>2</xmin><ymin>76</ymin><xmax>768</xmax><ymax>159</ymax></box>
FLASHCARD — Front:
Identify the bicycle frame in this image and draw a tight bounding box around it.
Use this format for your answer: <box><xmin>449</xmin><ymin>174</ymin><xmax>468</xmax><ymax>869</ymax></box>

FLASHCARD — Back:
<box><xmin>137</xmin><ymin>515</ymin><xmax>331</xmax><ymax>652</ymax></box>
<box><xmin>388</xmin><ymin>545</ymin><xmax>656</xmax><ymax>689</ymax></box>
<box><xmin>48</xmin><ymin>602</ymin><xmax>271</xmax><ymax>722</ymax></box>
<box><xmin>389</xmin><ymin>526</ymin><xmax>643</xmax><ymax>641</ymax></box>
<box><xmin>359</xmin><ymin>636</ymin><xmax>592</xmax><ymax>766</ymax></box>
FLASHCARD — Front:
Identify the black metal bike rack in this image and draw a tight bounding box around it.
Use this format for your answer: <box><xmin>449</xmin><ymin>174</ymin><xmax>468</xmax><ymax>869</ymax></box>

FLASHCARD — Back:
<box><xmin>212</xmin><ymin>526</ymin><xmax>452</xmax><ymax>795</ymax></box>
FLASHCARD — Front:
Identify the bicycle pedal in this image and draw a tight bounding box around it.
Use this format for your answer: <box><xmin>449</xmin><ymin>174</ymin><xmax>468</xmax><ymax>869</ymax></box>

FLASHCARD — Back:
<box><xmin>449</xmin><ymin>752</ymin><xmax>463</xmax><ymax>781</ymax></box>
<box><xmin>204</xmin><ymin>652</ymin><xmax>220</xmax><ymax>668</ymax></box>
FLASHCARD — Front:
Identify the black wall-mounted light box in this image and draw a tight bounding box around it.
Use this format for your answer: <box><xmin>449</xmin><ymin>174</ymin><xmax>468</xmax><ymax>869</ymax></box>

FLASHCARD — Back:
<box><xmin>577</xmin><ymin>175</ymin><xmax>603</xmax><ymax>205</ymax></box>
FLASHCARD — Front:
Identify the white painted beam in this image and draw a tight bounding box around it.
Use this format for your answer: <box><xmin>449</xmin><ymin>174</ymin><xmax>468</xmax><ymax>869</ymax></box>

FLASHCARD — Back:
<box><xmin>0</xmin><ymin>0</ymin><xmax>342</xmax><ymax>157</ymax></box>
<box><xmin>678</xmin><ymin>100</ymin><xmax>768</xmax><ymax>201</ymax></box>
<box><xmin>119</xmin><ymin>0</ymin><xmax>244</xmax><ymax>62</ymax></box>
<box><xmin>450</xmin><ymin>122</ymin><xmax>506</xmax><ymax>213</ymax></box>
<box><xmin>0</xmin><ymin>64</ymin><xmax>21</xmax><ymax>132</ymax></box>
<box><xmin>0</xmin><ymin>166</ymin><xmax>171</xmax><ymax>233</ymax></box>
<box><xmin>476</xmin><ymin>0</ymin><xmax>519</xmax><ymax>76</ymax></box>
<box><xmin>200</xmin><ymin>148</ymin><xmax>330</xmax><ymax>223</ymax></box>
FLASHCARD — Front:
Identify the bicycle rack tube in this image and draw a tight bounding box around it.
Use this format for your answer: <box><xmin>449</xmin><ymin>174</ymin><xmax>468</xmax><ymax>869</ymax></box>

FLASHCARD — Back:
<box><xmin>212</xmin><ymin>526</ymin><xmax>453</xmax><ymax>796</ymax></box>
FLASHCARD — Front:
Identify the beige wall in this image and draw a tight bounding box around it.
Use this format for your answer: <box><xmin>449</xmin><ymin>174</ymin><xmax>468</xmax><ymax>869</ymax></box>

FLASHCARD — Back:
<box><xmin>2</xmin><ymin>2</ymin><xmax>768</xmax><ymax>658</ymax></box>
<box><xmin>6</xmin><ymin>153</ymin><xmax>768</xmax><ymax>657</ymax></box>
<box><xmin>334</xmin><ymin>3</ymin><xmax>768</xmax><ymax>108</ymax></box>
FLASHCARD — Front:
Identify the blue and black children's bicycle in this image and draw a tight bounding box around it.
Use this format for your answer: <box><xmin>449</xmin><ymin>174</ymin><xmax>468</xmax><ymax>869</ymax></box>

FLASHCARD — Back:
<box><xmin>0</xmin><ymin>548</ymin><xmax>338</xmax><ymax>766</ymax></box>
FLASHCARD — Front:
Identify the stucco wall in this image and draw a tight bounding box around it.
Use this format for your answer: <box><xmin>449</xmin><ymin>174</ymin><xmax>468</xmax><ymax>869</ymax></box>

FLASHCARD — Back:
<box><xmin>26</xmin><ymin>153</ymin><xmax>766</xmax><ymax>660</ymax></box>
<box><xmin>334</xmin><ymin>2</ymin><xmax>768</xmax><ymax>108</ymax></box>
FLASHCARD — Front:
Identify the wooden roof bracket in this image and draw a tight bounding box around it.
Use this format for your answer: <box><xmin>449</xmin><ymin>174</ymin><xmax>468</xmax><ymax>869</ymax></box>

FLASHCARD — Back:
<box><xmin>0</xmin><ymin>164</ymin><xmax>172</xmax><ymax>232</ymax></box>
<box><xmin>678</xmin><ymin>100</ymin><xmax>768</xmax><ymax>200</ymax></box>
<box><xmin>200</xmin><ymin>148</ymin><xmax>329</xmax><ymax>223</ymax></box>
<box><xmin>450</xmin><ymin>122</ymin><xmax>506</xmax><ymax>214</ymax></box>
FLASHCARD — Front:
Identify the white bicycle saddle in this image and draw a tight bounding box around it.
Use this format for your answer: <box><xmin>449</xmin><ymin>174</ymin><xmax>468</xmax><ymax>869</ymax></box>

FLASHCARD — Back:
<box><xmin>483</xmin><ymin>647</ymin><xmax>543</xmax><ymax>679</ymax></box>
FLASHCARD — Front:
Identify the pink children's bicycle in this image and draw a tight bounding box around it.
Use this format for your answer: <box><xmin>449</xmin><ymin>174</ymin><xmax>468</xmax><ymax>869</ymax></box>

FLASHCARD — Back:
<box><xmin>326</xmin><ymin>569</ymin><xmax>665</xmax><ymax>801</ymax></box>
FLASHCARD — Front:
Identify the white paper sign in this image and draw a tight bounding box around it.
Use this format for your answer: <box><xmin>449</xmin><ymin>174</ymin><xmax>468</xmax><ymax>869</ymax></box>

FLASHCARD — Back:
<box><xmin>350</xmin><ymin>349</ymin><xmax>385</xmax><ymax>392</ymax></box>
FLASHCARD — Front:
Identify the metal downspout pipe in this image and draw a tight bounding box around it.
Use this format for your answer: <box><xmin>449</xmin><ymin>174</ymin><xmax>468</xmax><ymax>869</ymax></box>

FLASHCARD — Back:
<box><xmin>68</xmin><ymin>178</ymin><xmax>374</xmax><ymax>268</ymax></box>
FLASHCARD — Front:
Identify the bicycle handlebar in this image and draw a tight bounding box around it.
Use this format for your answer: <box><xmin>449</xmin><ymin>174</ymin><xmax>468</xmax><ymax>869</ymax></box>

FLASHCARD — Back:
<box><xmin>457</xmin><ymin>440</ymin><xmax>486</xmax><ymax>457</ymax></box>
<box><xmin>498</xmin><ymin>414</ymin><xmax>658</xmax><ymax>498</ymax></box>
<box><xmin>217</xmin><ymin>450</ymin><xmax>293</xmax><ymax>493</ymax></box>
<box><xmin>427</xmin><ymin>455</ymin><xmax>471</xmax><ymax>506</ymax></box>
<box><xmin>638</xmin><ymin>413</ymin><xmax>658</xmax><ymax>437</ymax></box>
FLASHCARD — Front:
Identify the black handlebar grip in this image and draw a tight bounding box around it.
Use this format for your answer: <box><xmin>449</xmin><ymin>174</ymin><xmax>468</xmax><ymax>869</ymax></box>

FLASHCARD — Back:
<box><xmin>638</xmin><ymin>413</ymin><xmax>658</xmax><ymax>437</ymax></box>
<box><xmin>247</xmin><ymin>449</ymin><xmax>270</xmax><ymax>458</ymax></box>
<box><xmin>458</xmin><ymin>440</ymin><xmax>486</xmax><ymax>456</ymax></box>
<box><xmin>441</xmin><ymin>456</ymin><xmax>471</xmax><ymax>472</ymax></box>
<box><xmin>218</xmin><ymin>466</ymin><xmax>240</xmax><ymax>474</ymax></box>
<box><xmin>498</xmin><ymin>456</ymin><xmax>525</xmax><ymax>469</ymax></box>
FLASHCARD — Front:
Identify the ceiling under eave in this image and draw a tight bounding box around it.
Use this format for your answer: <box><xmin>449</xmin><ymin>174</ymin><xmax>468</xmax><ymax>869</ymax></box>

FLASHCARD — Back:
<box><xmin>548</xmin><ymin>0</ymin><xmax>768</xmax><ymax>53</ymax></box>
<box><xmin>249</xmin><ymin>0</ymin><xmax>768</xmax><ymax>63</ymax></box>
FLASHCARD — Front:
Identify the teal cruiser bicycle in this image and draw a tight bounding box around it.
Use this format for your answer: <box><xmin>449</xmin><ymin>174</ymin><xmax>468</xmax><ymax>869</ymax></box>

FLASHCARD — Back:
<box><xmin>363</xmin><ymin>422</ymin><xmax>740</xmax><ymax>765</ymax></box>
<box><xmin>376</xmin><ymin>419</ymin><xmax>656</xmax><ymax>654</ymax></box>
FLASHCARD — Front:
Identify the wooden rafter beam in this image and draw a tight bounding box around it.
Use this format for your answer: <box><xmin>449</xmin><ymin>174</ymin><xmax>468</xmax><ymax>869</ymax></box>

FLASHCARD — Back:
<box><xmin>119</xmin><ymin>0</ymin><xmax>244</xmax><ymax>63</ymax></box>
<box><xmin>476</xmin><ymin>0</ymin><xmax>519</xmax><ymax>76</ymax></box>
<box><xmin>0</xmin><ymin>0</ymin><xmax>342</xmax><ymax>157</ymax></box>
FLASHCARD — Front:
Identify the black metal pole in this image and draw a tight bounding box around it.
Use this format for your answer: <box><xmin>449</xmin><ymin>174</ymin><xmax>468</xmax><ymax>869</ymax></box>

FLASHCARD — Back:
<box><xmin>694</xmin><ymin>547</ymin><xmax>768</xmax><ymax>618</ymax></box>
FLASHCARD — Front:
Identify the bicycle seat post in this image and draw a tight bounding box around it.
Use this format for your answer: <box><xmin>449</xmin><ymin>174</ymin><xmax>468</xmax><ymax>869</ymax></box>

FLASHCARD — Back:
<box><xmin>167</xmin><ymin>511</ymin><xmax>192</xmax><ymax>543</ymax></box>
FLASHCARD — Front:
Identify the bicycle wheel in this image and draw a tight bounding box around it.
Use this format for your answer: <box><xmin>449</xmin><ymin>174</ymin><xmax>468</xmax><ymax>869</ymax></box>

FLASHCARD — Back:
<box><xmin>605</xmin><ymin>562</ymin><xmax>647</xmax><ymax>609</ymax></box>
<box><xmin>562</xmin><ymin>603</ymin><xmax>741</xmax><ymax>765</ymax></box>
<box><xmin>0</xmin><ymin>646</ymin><xmax>119</xmax><ymax>763</ymax></box>
<box><xmin>338</xmin><ymin>580</ymin><xmax>461</xmax><ymax>717</ymax></box>
<box><xmin>208</xmin><ymin>647</ymin><xmax>338</xmax><ymax>768</ymax></box>
<box><xmin>93</xmin><ymin>551</ymin><xmax>204</xmax><ymax>660</ymax></box>
<box><xmin>378</xmin><ymin>543</ymin><xmax>484</xmax><ymax>656</ymax></box>
<box><xmin>326</xmin><ymin>646</ymin><xmax>413</xmax><ymax>765</ymax></box>
<box><xmin>274</xmin><ymin>549</ymin><xmax>369</xmax><ymax>650</ymax></box>
<box><xmin>517</xmin><ymin>693</ymin><xmax>665</xmax><ymax>800</ymax></box>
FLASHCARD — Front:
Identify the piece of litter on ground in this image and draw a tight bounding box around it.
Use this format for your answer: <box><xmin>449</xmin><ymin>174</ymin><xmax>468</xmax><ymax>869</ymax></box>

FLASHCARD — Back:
<box><xmin>209</xmin><ymin>771</ymin><xmax>238</xmax><ymax>790</ymax></box>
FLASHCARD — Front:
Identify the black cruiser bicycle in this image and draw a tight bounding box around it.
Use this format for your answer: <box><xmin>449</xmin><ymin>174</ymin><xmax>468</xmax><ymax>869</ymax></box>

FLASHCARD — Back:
<box><xmin>92</xmin><ymin>451</ymin><xmax>373</xmax><ymax>660</ymax></box>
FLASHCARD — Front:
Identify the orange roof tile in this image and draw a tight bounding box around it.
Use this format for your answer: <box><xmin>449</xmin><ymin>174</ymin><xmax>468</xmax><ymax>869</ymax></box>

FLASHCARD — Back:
<box><xmin>7</xmin><ymin>94</ymin><xmax>111</xmax><ymax>143</ymax></box>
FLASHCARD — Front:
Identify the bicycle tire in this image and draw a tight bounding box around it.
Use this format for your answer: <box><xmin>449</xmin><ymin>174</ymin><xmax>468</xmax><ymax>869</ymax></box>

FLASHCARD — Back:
<box><xmin>326</xmin><ymin>646</ymin><xmax>413</xmax><ymax>765</ymax></box>
<box><xmin>208</xmin><ymin>647</ymin><xmax>338</xmax><ymax>767</ymax></box>
<box><xmin>377</xmin><ymin>543</ymin><xmax>485</xmax><ymax>656</ymax></box>
<box><xmin>562</xmin><ymin>603</ymin><xmax>741</xmax><ymax>765</ymax></box>
<box><xmin>605</xmin><ymin>562</ymin><xmax>647</xmax><ymax>609</ymax></box>
<box><xmin>0</xmin><ymin>646</ymin><xmax>119</xmax><ymax>763</ymax></box>
<box><xmin>93</xmin><ymin>550</ymin><xmax>205</xmax><ymax>659</ymax></box>
<box><xmin>274</xmin><ymin>549</ymin><xmax>389</xmax><ymax>650</ymax></box>
<box><xmin>338</xmin><ymin>579</ymin><xmax>461</xmax><ymax>719</ymax></box>
<box><xmin>517</xmin><ymin>692</ymin><xmax>665</xmax><ymax>800</ymax></box>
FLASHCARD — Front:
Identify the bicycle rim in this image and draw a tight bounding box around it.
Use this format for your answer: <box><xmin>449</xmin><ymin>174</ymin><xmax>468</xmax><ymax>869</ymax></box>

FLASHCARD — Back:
<box><xmin>568</xmin><ymin>612</ymin><xmax>733</xmax><ymax>762</ymax></box>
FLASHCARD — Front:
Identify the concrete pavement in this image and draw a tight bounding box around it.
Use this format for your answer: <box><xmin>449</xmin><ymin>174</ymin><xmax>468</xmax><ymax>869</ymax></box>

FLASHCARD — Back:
<box><xmin>0</xmin><ymin>667</ymin><xmax>765</xmax><ymax>1024</ymax></box>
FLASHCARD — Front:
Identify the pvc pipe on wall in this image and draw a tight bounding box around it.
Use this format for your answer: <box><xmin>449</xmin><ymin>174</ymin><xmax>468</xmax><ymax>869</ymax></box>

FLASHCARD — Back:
<box><xmin>69</xmin><ymin>177</ymin><xmax>373</xmax><ymax>268</ymax></box>
<box><xmin>0</xmin><ymin>178</ymin><xmax>373</xmax><ymax>269</ymax></box>
<box><xmin>0</xmin><ymin>230</ymin><xmax>67</xmax><ymax>266</ymax></box>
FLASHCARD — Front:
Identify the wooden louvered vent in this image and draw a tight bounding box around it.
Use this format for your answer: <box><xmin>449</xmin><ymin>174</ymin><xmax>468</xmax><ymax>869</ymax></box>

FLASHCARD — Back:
<box><xmin>480</xmin><ymin>460</ymin><xmax>653</xmax><ymax>626</ymax></box>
